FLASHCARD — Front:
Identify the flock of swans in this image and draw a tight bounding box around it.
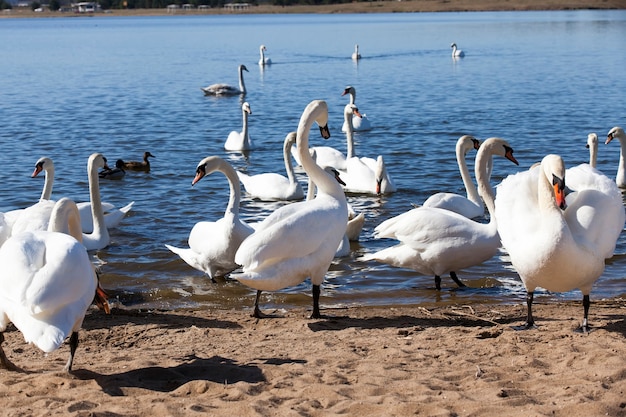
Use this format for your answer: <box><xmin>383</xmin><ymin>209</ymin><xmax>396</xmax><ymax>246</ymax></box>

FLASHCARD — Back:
<box><xmin>0</xmin><ymin>36</ymin><xmax>625</xmax><ymax>370</ymax></box>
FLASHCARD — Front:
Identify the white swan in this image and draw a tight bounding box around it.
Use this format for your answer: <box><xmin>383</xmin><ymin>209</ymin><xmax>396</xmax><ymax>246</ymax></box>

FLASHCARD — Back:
<box><xmin>494</xmin><ymin>154</ymin><xmax>625</xmax><ymax>331</ymax></box>
<box><xmin>77</xmin><ymin>153</ymin><xmax>113</xmax><ymax>251</ymax></box>
<box><xmin>586</xmin><ymin>133</ymin><xmax>598</xmax><ymax>168</ymax></box>
<box><xmin>31</xmin><ymin>156</ymin><xmax>134</xmax><ymax>234</ymax></box>
<box><xmin>258</xmin><ymin>45</ymin><xmax>271</xmax><ymax>66</ymax></box>
<box><xmin>237</xmin><ymin>132</ymin><xmax>304</xmax><ymax>201</ymax></box>
<box><xmin>605</xmin><ymin>126</ymin><xmax>626</xmax><ymax>187</ymax></box>
<box><xmin>165</xmin><ymin>156</ymin><xmax>254</xmax><ymax>282</ymax></box>
<box><xmin>201</xmin><ymin>64</ymin><xmax>248</xmax><ymax>96</ymax></box>
<box><xmin>422</xmin><ymin>135</ymin><xmax>484</xmax><ymax>218</ymax></box>
<box><xmin>224</xmin><ymin>101</ymin><xmax>253</xmax><ymax>151</ymax></box>
<box><xmin>351</xmin><ymin>44</ymin><xmax>361</xmax><ymax>61</ymax></box>
<box><xmin>451</xmin><ymin>43</ymin><xmax>465</xmax><ymax>58</ymax></box>
<box><xmin>231</xmin><ymin>100</ymin><xmax>349</xmax><ymax>318</ymax></box>
<box><xmin>341</xmin><ymin>86</ymin><xmax>372</xmax><ymax>132</ymax></box>
<box><xmin>338</xmin><ymin>103</ymin><xmax>396</xmax><ymax>195</ymax></box>
<box><xmin>0</xmin><ymin>197</ymin><xmax>110</xmax><ymax>372</ymax></box>
<box><xmin>360</xmin><ymin>138</ymin><xmax>519</xmax><ymax>289</ymax></box>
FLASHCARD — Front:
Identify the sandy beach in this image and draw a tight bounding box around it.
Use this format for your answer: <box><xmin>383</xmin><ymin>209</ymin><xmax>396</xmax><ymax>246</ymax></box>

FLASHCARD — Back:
<box><xmin>0</xmin><ymin>299</ymin><xmax>625</xmax><ymax>416</ymax></box>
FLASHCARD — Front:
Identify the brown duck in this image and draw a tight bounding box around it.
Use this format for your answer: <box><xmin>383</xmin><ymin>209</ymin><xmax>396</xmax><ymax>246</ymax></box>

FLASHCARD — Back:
<box><xmin>123</xmin><ymin>151</ymin><xmax>154</xmax><ymax>172</ymax></box>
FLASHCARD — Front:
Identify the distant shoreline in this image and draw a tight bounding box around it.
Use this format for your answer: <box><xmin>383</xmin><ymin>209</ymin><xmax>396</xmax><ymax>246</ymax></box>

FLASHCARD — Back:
<box><xmin>2</xmin><ymin>0</ymin><xmax>624</xmax><ymax>18</ymax></box>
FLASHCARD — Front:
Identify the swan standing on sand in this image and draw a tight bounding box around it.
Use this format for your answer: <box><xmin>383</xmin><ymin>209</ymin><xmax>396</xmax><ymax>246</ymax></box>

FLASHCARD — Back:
<box><xmin>166</xmin><ymin>156</ymin><xmax>254</xmax><ymax>282</ymax></box>
<box><xmin>423</xmin><ymin>135</ymin><xmax>484</xmax><ymax>218</ymax></box>
<box><xmin>586</xmin><ymin>133</ymin><xmax>598</xmax><ymax>168</ymax></box>
<box><xmin>225</xmin><ymin>101</ymin><xmax>253</xmax><ymax>151</ymax></box>
<box><xmin>237</xmin><ymin>132</ymin><xmax>305</xmax><ymax>201</ymax></box>
<box><xmin>123</xmin><ymin>151</ymin><xmax>155</xmax><ymax>172</ymax></box>
<box><xmin>341</xmin><ymin>86</ymin><xmax>372</xmax><ymax>132</ymax></box>
<box><xmin>0</xmin><ymin>197</ymin><xmax>110</xmax><ymax>372</ymax></box>
<box><xmin>258</xmin><ymin>45</ymin><xmax>271</xmax><ymax>66</ymax></box>
<box><xmin>231</xmin><ymin>100</ymin><xmax>348</xmax><ymax>319</ymax></box>
<box><xmin>495</xmin><ymin>154</ymin><xmax>624</xmax><ymax>331</ymax></box>
<box><xmin>451</xmin><ymin>43</ymin><xmax>465</xmax><ymax>58</ymax></box>
<box><xmin>337</xmin><ymin>103</ymin><xmax>396</xmax><ymax>195</ymax></box>
<box><xmin>360</xmin><ymin>138</ymin><xmax>519</xmax><ymax>290</ymax></box>
<box><xmin>351</xmin><ymin>44</ymin><xmax>361</xmax><ymax>61</ymax></box>
<box><xmin>30</xmin><ymin>156</ymin><xmax>134</xmax><ymax>234</ymax></box>
<box><xmin>605</xmin><ymin>127</ymin><xmax>626</xmax><ymax>187</ymax></box>
<box><xmin>201</xmin><ymin>64</ymin><xmax>248</xmax><ymax>96</ymax></box>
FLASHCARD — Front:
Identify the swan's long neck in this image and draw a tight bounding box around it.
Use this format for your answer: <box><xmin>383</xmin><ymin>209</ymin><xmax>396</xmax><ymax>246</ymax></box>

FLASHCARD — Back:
<box><xmin>283</xmin><ymin>135</ymin><xmax>297</xmax><ymax>185</ymax></box>
<box><xmin>616</xmin><ymin>138</ymin><xmax>626</xmax><ymax>186</ymax></box>
<box><xmin>218</xmin><ymin>159</ymin><xmax>243</xmax><ymax>217</ymax></box>
<box><xmin>86</xmin><ymin>155</ymin><xmax>109</xmax><ymax>243</ymax></box>
<box><xmin>297</xmin><ymin>101</ymin><xmax>340</xmax><ymax>198</ymax></box>
<box><xmin>457</xmin><ymin>141</ymin><xmax>481</xmax><ymax>207</ymax></box>
<box><xmin>474</xmin><ymin>146</ymin><xmax>497</xmax><ymax>219</ymax></box>
<box><xmin>345</xmin><ymin>110</ymin><xmax>355</xmax><ymax>159</ymax></box>
<box><xmin>348</xmin><ymin>90</ymin><xmax>356</xmax><ymax>105</ymax></box>
<box><xmin>48</xmin><ymin>198</ymin><xmax>83</xmax><ymax>242</ymax></box>
<box><xmin>588</xmin><ymin>140</ymin><xmax>598</xmax><ymax>168</ymax></box>
<box><xmin>241</xmin><ymin>107</ymin><xmax>250</xmax><ymax>147</ymax></box>
<box><xmin>238</xmin><ymin>66</ymin><xmax>246</xmax><ymax>93</ymax></box>
<box><xmin>260</xmin><ymin>47</ymin><xmax>265</xmax><ymax>62</ymax></box>
<box><xmin>41</xmin><ymin>164</ymin><xmax>54</xmax><ymax>201</ymax></box>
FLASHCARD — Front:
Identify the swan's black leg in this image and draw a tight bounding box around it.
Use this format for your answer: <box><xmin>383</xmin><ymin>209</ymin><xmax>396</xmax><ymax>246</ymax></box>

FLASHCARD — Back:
<box><xmin>525</xmin><ymin>291</ymin><xmax>535</xmax><ymax>329</ymax></box>
<box><xmin>0</xmin><ymin>333</ymin><xmax>19</xmax><ymax>371</ymax></box>
<box><xmin>581</xmin><ymin>294</ymin><xmax>591</xmax><ymax>333</ymax></box>
<box><xmin>63</xmin><ymin>331</ymin><xmax>79</xmax><ymax>372</ymax></box>
<box><xmin>311</xmin><ymin>285</ymin><xmax>322</xmax><ymax>319</ymax></box>
<box><xmin>434</xmin><ymin>275</ymin><xmax>442</xmax><ymax>290</ymax></box>
<box><xmin>450</xmin><ymin>271</ymin><xmax>466</xmax><ymax>288</ymax></box>
<box><xmin>252</xmin><ymin>290</ymin><xmax>264</xmax><ymax>318</ymax></box>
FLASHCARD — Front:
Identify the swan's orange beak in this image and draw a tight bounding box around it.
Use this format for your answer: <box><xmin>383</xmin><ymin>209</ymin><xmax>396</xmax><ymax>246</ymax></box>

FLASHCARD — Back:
<box><xmin>504</xmin><ymin>146</ymin><xmax>519</xmax><ymax>165</ymax></box>
<box><xmin>353</xmin><ymin>109</ymin><xmax>363</xmax><ymax>119</ymax></box>
<box><xmin>376</xmin><ymin>179</ymin><xmax>382</xmax><ymax>195</ymax></box>
<box><xmin>95</xmin><ymin>283</ymin><xmax>111</xmax><ymax>314</ymax></box>
<box><xmin>192</xmin><ymin>166</ymin><xmax>206</xmax><ymax>186</ymax></box>
<box><xmin>553</xmin><ymin>176</ymin><xmax>566</xmax><ymax>210</ymax></box>
<box><xmin>31</xmin><ymin>164</ymin><xmax>44</xmax><ymax>178</ymax></box>
<box><xmin>319</xmin><ymin>124</ymin><xmax>331</xmax><ymax>140</ymax></box>
<box><xmin>606</xmin><ymin>132</ymin><xmax>615</xmax><ymax>145</ymax></box>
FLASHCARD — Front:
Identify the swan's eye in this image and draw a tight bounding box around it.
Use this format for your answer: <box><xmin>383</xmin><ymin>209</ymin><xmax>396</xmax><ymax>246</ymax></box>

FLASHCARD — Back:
<box><xmin>552</xmin><ymin>174</ymin><xmax>565</xmax><ymax>191</ymax></box>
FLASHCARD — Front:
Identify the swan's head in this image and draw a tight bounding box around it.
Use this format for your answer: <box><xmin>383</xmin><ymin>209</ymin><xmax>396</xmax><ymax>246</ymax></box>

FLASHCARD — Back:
<box><xmin>89</xmin><ymin>153</ymin><xmax>107</xmax><ymax>171</ymax></box>
<box><xmin>451</xmin><ymin>43</ymin><xmax>457</xmax><ymax>48</ymax></box>
<box><xmin>374</xmin><ymin>155</ymin><xmax>389</xmax><ymax>195</ymax></box>
<box><xmin>305</xmin><ymin>100</ymin><xmax>330</xmax><ymax>140</ymax></box>
<box><xmin>32</xmin><ymin>156</ymin><xmax>53</xmax><ymax>178</ymax></box>
<box><xmin>344</xmin><ymin>104</ymin><xmax>362</xmax><ymax>120</ymax></box>
<box><xmin>542</xmin><ymin>154</ymin><xmax>567</xmax><ymax>210</ymax></box>
<box><xmin>606</xmin><ymin>126</ymin><xmax>625</xmax><ymax>145</ymax></box>
<box><xmin>457</xmin><ymin>135</ymin><xmax>480</xmax><ymax>155</ymax></box>
<box><xmin>322</xmin><ymin>166</ymin><xmax>346</xmax><ymax>186</ymax></box>
<box><xmin>260</xmin><ymin>45</ymin><xmax>267</xmax><ymax>52</ymax></box>
<box><xmin>239</xmin><ymin>64</ymin><xmax>249</xmax><ymax>73</ymax></box>
<box><xmin>242</xmin><ymin>102</ymin><xmax>252</xmax><ymax>115</ymax></box>
<box><xmin>342</xmin><ymin>86</ymin><xmax>356</xmax><ymax>97</ymax></box>
<box><xmin>192</xmin><ymin>155</ymin><xmax>226</xmax><ymax>186</ymax></box>
<box><xmin>586</xmin><ymin>133</ymin><xmax>598</xmax><ymax>149</ymax></box>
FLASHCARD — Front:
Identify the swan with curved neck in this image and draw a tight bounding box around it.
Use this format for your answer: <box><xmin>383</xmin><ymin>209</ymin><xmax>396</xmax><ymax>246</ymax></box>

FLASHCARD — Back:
<box><xmin>31</xmin><ymin>156</ymin><xmax>134</xmax><ymax>233</ymax></box>
<box><xmin>232</xmin><ymin>100</ymin><xmax>348</xmax><ymax>319</ymax></box>
<box><xmin>495</xmin><ymin>153</ymin><xmax>624</xmax><ymax>331</ymax></box>
<box><xmin>423</xmin><ymin>135</ymin><xmax>484</xmax><ymax>218</ymax></box>
<box><xmin>237</xmin><ymin>132</ymin><xmax>304</xmax><ymax>201</ymax></box>
<box><xmin>338</xmin><ymin>103</ymin><xmax>396</xmax><ymax>195</ymax></box>
<box><xmin>165</xmin><ymin>156</ymin><xmax>254</xmax><ymax>282</ymax></box>
<box><xmin>361</xmin><ymin>138</ymin><xmax>518</xmax><ymax>289</ymax></box>
<box><xmin>586</xmin><ymin>133</ymin><xmax>598</xmax><ymax>168</ymax></box>
<box><xmin>258</xmin><ymin>45</ymin><xmax>271</xmax><ymax>66</ymax></box>
<box><xmin>201</xmin><ymin>64</ymin><xmax>248</xmax><ymax>96</ymax></box>
<box><xmin>224</xmin><ymin>101</ymin><xmax>253</xmax><ymax>151</ymax></box>
<box><xmin>451</xmin><ymin>43</ymin><xmax>464</xmax><ymax>57</ymax></box>
<box><xmin>341</xmin><ymin>86</ymin><xmax>372</xmax><ymax>132</ymax></box>
<box><xmin>80</xmin><ymin>153</ymin><xmax>111</xmax><ymax>250</ymax></box>
<box><xmin>0</xmin><ymin>197</ymin><xmax>110</xmax><ymax>372</ymax></box>
<box><xmin>605</xmin><ymin>126</ymin><xmax>626</xmax><ymax>187</ymax></box>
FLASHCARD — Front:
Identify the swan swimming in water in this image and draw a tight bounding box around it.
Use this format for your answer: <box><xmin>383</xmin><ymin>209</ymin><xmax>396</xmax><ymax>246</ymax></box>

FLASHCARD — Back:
<box><xmin>495</xmin><ymin>153</ymin><xmax>625</xmax><ymax>331</ymax></box>
<box><xmin>237</xmin><ymin>132</ymin><xmax>305</xmax><ymax>201</ymax></box>
<box><xmin>231</xmin><ymin>100</ymin><xmax>348</xmax><ymax>319</ymax></box>
<box><xmin>451</xmin><ymin>43</ymin><xmax>465</xmax><ymax>58</ymax></box>
<box><xmin>165</xmin><ymin>156</ymin><xmax>254</xmax><ymax>282</ymax></box>
<box><xmin>224</xmin><ymin>102</ymin><xmax>253</xmax><ymax>151</ymax></box>
<box><xmin>258</xmin><ymin>45</ymin><xmax>272</xmax><ymax>66</ymax></box>
<box><xmin>30</xmin><ymin>156</ymin><xmax>134</xmax><ymax>235</ymax></box>
<box><xmin>341</xmin><ymin>86</ymin><xmax>372</xmax><ymax>132</ymax></box>
<box><xmin>422</xmin><ymin>135</ymin><xmax>484</xmax><ymax>218</ymax></box>
<box><xmin>351</xmin><ymin>44</ymin><xmax>361</xmax><ymax>60</ymax></box>
<box><xmin>0</xmin><ymin>197</ymin><xmax>110</xmax><ymax>372</ymax></box>
<box><xmin>605</xmin><ymin>126</ymin><xmax>626</xmax><ymax>187</ymax></box>
<box><xmin>360</xmin><ymin>138</ymin><xmax>518</xmax><ymax>290</ymax></box>
<box><xmin>201</xmin><ymin>64</ymin><xmax>248</xmax><ymax>96</ymax></box>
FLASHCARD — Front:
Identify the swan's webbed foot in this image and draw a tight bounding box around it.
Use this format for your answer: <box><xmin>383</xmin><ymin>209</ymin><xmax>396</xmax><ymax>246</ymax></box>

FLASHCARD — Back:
<box><xmin>513</xmin><ymin>291</ymin><xmax>537</xmax><ymax>330</ymax></box>
<box><xmin>251</xmin><ymin>290</ymin><xmax>265</xmax><ymax>319</ymax></box>
<box><xmin>63</xmin><ymin>332</ymin><xmax>79</xmax><ymax>372</ymax></box>
<box><xmin>0</xmin><ymin>333</ymin><xmax>22</xmax><ymax>372</ymax></box>
<box><xmin>450</xmin><ymin>271</ymin><xmax>466</xmax><ymax>288</ymax></box>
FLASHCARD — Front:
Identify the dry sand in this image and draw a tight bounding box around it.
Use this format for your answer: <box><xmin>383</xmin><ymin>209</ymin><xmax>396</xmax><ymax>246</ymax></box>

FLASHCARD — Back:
<box><xmin>0</xmin><ymin>299</ymin><xmax>625</xmax><ymax>416</ymax></box>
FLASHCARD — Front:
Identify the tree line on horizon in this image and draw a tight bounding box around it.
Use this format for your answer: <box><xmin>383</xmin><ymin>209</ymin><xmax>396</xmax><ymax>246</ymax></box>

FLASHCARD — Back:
<box><xmin>0</xmin><ymin>0</ymin><xmax>351</xmax><ymax>11</ymax></box>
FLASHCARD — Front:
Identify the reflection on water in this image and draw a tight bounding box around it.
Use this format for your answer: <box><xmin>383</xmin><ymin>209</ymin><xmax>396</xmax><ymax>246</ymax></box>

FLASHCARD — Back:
<box><xmin>1</xmin><ymin>10</ymin><xmax>625</xmax><ymax>312</ymax></box>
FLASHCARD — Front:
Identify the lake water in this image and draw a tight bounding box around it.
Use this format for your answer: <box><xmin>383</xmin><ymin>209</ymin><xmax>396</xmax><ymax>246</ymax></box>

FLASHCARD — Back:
<box><xmin>1</xmin><ymin>10</ymin><xmax>625</xmax><ymax>313</ymax></box>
